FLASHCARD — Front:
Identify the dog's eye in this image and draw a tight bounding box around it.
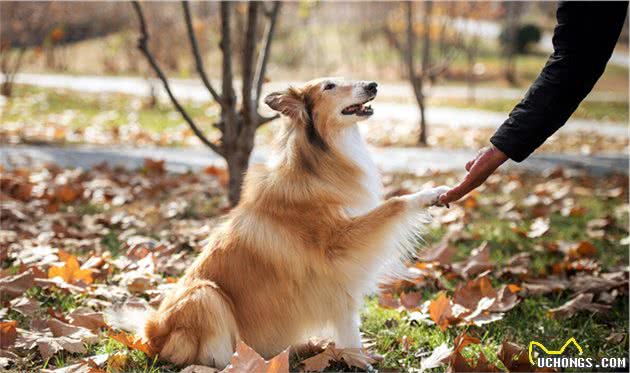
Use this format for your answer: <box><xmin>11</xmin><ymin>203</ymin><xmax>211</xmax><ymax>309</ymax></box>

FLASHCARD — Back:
<box><xmin>323</xmin><ymin>83</ymin><xmax>336</xmax><ymax>91</ymax></box>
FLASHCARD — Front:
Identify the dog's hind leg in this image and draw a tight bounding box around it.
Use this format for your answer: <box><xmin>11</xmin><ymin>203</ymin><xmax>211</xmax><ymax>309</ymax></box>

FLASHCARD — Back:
<box><xmin>145</xmin><ymin>280</ymin><xmax>239</xmax><ymax>368</ymax></box>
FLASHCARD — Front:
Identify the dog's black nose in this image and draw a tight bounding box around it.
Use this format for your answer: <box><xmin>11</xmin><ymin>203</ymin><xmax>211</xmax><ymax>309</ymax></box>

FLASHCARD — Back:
<box><xmin>365</xmin><ymin>82</ymin><xmax>378</xmax><ymax>94</ymax></box>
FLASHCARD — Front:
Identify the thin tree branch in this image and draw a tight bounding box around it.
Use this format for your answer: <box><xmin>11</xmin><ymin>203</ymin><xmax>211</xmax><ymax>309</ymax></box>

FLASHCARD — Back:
<box><xmin>254</xmin><ymin>1</ymin><xmax>281</xmax><ymax>104</ymax></box>
<box><xmin>131</xmin><ymin>1</ymin><xmax>223</xmax><ymax>156</ymax></box>
<box><xmin>181</xmin><ymin>1</ymin><xmax>224</xmax><ymax>108</ymax></box>
<box><xmin>219</xmin><ymin>2</ymin><xmax>237</xmax><ymax>139</ymax></box>
<box><xmin>257</xmin><ymin>113</ymin><xmax>279</xmax><ymax>128</ymax></box>
<box><xmin>405</xmin><ymin>1</ymin><xmax>422</xmax><ymax>98</ymax></box>
<box><xmin>241</xmin><ymin>1</ymin><xmax>259</xmax><ymax>128</ymax></box>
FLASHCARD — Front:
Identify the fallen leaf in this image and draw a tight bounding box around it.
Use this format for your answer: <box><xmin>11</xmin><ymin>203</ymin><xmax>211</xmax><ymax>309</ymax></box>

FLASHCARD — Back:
<box><xmin>222</xmin><ymin>341</ymin><xmax>289</xmax><ymax>373</ymax></box>
<box><xmin>67</xmin><ymin>308</ymin><xmax>107</xmax><ymax>331</ymax></box>
<box><xmin>522</xmin><ymin>277</ymin><xmax>568</xmax><ymax>295</ymax></box>
<box><xmin>400</xmin><ymin>291</ymin><xmax>423</xmax><ymax>310</ymax></box>
<box><xmin>0</xmin><ymin>321</ymin><xmax>17</xmax><ymax>348</ymax></box>
<box><xmin>9</xmin><ymin>296</ymin><xmax>40</xmax><ymax>317</ymax></box>
<box><xmin>48</xmin><ymin>254</ymin><xmax>94</xmax><ymax>285</ymax></box>
<box><xmin>0</xmin><ymin>270</ymin><xmax>35</xmax><ymax>298</ymax></box>
<box><xmin>452</xmin><ymin>242</ymin><xmax>494</xmax><ymax>278</ymax></box>
<box><xmin>182</xmin><ymin>365</ymin><xmax>219</xmax><ymax>373</ymax></box>
<box><xmin>429</xmin><ymin>293</ymin><xmax>453</xmax><ymax>331</ymax></box>
<box><xmin>47</xmin><ymin>319</ymin><xmax>99</xmax><ymax>344</ymax></box>
<box><xmin>108</xmin><ymin>330</ymin><xmax>154</xmax><ymax>357</ymax></box>
<box><xmin>527</xmin><ymin>218</ymin><xmax>550</xmax><ymax>238</ymax></box>
<box><xmin>419</xmin><ymin>343</ymin><xmax>452</xmax><ymax>372</ymax></box>
<box><xmin>301</xmin><ymin>344</ymin><xmax>376</xmax><ymax>372</ymax></box>
<box><xmin>497</xmin><ymin>340</ymin><xmax>530</xmax><ymax>372</ymax></box>
<box><xmin>569</xmin><ymin>272</ymin><xmax>628</xmax><ymax>294</ymax></box>
<box><xmin>548</xmin><ymin>293</ymin><xmax>610</xmax><ymax>319</ymax></box>
<box><xmin>567</xmin><ymin>241</ymin><xmax>597</xmax><ymax>259</ymax></box>
<box><xmin>378</xmin><ymin>293</ymin><xmax>400</xmax><ymax>309</ymax></box>
<box><xmin>418</xmin><ymin>243</ymin><xmax>455</xmax><ymax>265</ymax></box>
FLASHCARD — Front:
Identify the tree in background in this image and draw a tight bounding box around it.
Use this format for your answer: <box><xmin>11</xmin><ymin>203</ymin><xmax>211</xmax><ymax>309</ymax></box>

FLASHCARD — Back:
<box><xmin>131</xmin><ymin>1</ymin><xmax>281</xmax><ymax>205</ymax></box>
<box><xmin>0</xmin><ymin>3</ymin><xmax>51</xmax><ymax>97</ymax></box>
<box><xmin>501</xmin><ymin>2</ymin><xmax>523</xmax><ymax>86</ymax></box>
<box><xmin>385</xmin><ymin>1</ymin><xmax>462</xmax><ymax>146</ymax></box>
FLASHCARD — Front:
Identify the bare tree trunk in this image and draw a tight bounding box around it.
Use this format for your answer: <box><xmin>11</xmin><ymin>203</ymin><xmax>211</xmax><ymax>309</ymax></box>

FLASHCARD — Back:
<box><xmin>504</xmin><ymin>2</ymin><xmax>521</xmax><ymax>86</ymax></box>
<box><xmin>132</xmin><ymin>0</ymin><xmax>281</xmax><ymax>206</ymax></box>
<box><xmin>417</xmin><ymin>0</ymin><xmax>432</xmax><ymax>146</ymax></box>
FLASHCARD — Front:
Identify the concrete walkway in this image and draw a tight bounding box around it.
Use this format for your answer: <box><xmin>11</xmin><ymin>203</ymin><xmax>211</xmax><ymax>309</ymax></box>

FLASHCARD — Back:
<box><xmin>1</xmin><ymin>144</ymin><xmax>627</xmax><ymax>176</ymax></box>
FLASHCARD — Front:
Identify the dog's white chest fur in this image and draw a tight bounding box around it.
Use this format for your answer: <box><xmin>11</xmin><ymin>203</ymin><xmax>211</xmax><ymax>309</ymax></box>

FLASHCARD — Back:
<box><xmin>335</xmin><ymin>125</ymin><xmax>382</xmax><ymax>217</ymax></box>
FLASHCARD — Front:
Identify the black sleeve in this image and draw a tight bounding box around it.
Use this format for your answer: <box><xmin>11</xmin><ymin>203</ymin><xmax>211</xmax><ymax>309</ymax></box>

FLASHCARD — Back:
<box><xmin>490</xmin><ymin>1</ymin><xmax>628</xmax><ymax>162</ymax></box>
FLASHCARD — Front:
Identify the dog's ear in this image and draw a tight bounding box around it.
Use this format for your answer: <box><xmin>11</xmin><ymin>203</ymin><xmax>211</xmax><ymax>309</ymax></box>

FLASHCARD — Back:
<box><xmin>264</xmin><ymin>88</ymin><xmax>306</xmax><ymax>119</ymax></box>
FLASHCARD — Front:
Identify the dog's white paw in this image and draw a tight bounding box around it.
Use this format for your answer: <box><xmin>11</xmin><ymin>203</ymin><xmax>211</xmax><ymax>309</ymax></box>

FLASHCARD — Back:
<box><xmin>401</xmin><ymin>186</ymin><xmax>450</xmax><ymax>208</ymax></box>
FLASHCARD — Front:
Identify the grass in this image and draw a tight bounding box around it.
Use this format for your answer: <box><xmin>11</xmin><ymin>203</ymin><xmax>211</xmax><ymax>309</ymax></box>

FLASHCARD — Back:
<box><xmin>1</xmin><ymin>85</ymin><xmax>219</xmax><ymax>140</ymax></box>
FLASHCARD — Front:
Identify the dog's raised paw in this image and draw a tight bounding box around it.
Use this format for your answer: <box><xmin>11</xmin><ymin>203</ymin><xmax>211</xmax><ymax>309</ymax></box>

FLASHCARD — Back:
<box><xmin>401</xmin><ymin>186</ymin><xmax>450</xmax><ymax>208</ymax></box>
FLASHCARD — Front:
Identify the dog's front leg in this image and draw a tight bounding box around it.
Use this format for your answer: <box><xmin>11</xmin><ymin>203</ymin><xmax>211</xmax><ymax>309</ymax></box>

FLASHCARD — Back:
<box><xmin>334</xmin><ymin>186</ymin><xmax>450</xmax><ymax>251</ymax></box>
<box><xmin>333</xmin><ymin>311</ymin><xmax>362</xmax><ymax>349</ymax></box>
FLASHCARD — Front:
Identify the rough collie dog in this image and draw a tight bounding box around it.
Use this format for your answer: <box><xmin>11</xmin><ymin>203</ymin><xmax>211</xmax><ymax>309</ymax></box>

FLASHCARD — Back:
<box><xmin>111</xmin><ymin>78</ymin><xmax>448</xmax><ymax>368</ymax></box>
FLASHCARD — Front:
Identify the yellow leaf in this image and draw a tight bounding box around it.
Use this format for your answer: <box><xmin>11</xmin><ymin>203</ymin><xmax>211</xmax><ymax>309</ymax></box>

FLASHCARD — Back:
<box><xmin>48</xmin><ymin>254</ymin><xmax>94</xmax><ymax>285</ymax></box>
<box><xmin>109</xmin><ymin>330</ymin><xmax>155</xmax><ymax>357</ymax></box>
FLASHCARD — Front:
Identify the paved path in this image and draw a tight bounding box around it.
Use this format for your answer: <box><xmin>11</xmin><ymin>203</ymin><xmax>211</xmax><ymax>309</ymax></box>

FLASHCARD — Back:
<box><xmin>8</xmin><ymin>73</ymin><xmax>628</xmax><ymax>138</ymax></box>
<box><xmin>1</xmin><ymin>144</ymin><xmax>627</xmax><ymax>176</ymax></box>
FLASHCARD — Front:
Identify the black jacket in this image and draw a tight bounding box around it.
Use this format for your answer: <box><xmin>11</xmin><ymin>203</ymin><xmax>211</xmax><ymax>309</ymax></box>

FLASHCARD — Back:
<box><xmin>490</xmin><ymin>1</ymin><xmax>628</xmax><ymax>162</ymax></box>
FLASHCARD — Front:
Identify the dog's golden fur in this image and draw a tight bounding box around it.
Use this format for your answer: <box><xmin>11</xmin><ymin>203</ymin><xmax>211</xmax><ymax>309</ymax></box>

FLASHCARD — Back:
<box><xmin>129</xmin><ymin>78</ymin><xmax>447</xmax><ymax>368</ymax></box>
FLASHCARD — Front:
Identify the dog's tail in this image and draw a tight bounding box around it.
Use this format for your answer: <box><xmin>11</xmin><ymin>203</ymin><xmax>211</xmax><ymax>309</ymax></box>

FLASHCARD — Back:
<box><xmin>105</xmin><ymin>304</ymin><xmax>153</xmax><ymax>339</ymax></box>
<box><xmin>139</xmin><ymin>279</ymin><xmax>240</xmax><ymax>368</ymax></box>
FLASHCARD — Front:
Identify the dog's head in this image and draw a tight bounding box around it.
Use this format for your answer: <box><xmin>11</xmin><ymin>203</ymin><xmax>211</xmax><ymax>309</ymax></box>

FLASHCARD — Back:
<box><xmin>264</xmin><ymin>78</ymin><xmax>377</xmax><ymax>148</ymax></box>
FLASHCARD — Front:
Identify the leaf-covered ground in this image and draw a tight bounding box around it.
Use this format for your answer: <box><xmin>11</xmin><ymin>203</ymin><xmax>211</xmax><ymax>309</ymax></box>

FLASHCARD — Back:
<box><xmin>0</xmin><ymin>160</ymin><xmax>627</xmax><ymax>372</ymax></box>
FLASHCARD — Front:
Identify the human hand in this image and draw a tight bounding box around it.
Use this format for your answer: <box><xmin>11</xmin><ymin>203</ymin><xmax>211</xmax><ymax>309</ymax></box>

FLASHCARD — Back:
<box><xmin>438</xmin><ymin>145</ymin><xmax>508</xmax><ymax>205</ymax></box>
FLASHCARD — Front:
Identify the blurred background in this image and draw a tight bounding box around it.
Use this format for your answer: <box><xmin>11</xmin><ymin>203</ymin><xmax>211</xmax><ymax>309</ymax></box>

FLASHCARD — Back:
<box><xmin>1</xmin><ymin>1</ymin><xmax>627</xmax><ymax>157</ymax></box>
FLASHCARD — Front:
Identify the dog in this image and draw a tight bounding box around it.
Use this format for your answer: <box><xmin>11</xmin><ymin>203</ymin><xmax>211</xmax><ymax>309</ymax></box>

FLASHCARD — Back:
<box><xmin>109</xmin><ymin>78</ymin><xmax>448</xmax><ymax>368</ymax></box>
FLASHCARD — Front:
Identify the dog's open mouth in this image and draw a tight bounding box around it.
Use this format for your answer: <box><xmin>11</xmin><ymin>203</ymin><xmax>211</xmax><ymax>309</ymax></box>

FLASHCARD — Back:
<box><xmin>341</xmin><ymin>97</ymin><xmax>375</xmax><ymax>116</ymax></box>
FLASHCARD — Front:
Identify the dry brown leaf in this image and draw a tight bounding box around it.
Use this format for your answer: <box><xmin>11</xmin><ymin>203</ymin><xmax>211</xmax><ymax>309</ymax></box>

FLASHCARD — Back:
<box><xmin>48</xmin><ymin>254</ymin><xmax>94</xmax><ymax>285</ymax></box>
<box><xmin>301</xmin><ymin>344</ymin><xmax>376</xmax><ymax>372</ymax></box>
<box><xmin>67</xmin><ymin>308</ymin><xmax>107</xmax><ymax>331</ymax></box>
<box><xmin>488</xmin><ymin>285</ymin><xmax>521</xmax><ymax>313</ymax></box>
<box><xmin>400</xmin><ymin>291</ymin><xmax>423</xmax><ymax>310</ymax></box>
<box><xmin>453</xmin><ymin>331</ymin><xmax>480</xmax><ymax>353</ymax></box>
<box><xmin>378</xmin><ymin>293</ymin><xmax>400</xmax><ymax>309</ymax></box>
<box><xmin>429</xmin><ymin>292</ymin><xmax>453</xmax><ymax>331</ymax></box>
<box><xmin>0</xmin><ymin>270</ymin><xmax>35</xmax><ymax>298</ymax></box>
<box><xmin>47</xmin><ymin>319</ymin><xmax>99</xmax><ymax>344</ymax></box>
<box><xmin>497</xmin><ymin>340</ymin><xmax>531</xmax><ymax>372</ymax></box>
<box><xmin>548</xmin><ymin>293</ymin><xmax>610</xmax><ymax>319</ymax></box>
<box><xmin>522</xmin><ymin>277</ymin><xmax>568</xmax><ymax>295</ymax></box>
<box><xmin>452</xmin><ymin>242</ymin><xmax>494</xmax><ymax>278</ymax></box>
<box><xmin>182</xmin><ymin>365</ymin><xmax>219</xmax><ymax>373</ymax></box>
<box><xmin>37</xmin><ymin>335</ymin><xmax>87</xmax><ymax>360</ymax></box>
<box><xmin>567</xmin><ymin>241</ymin><xmax>597</xmax><ymax>259</ymax></box>
<box><xmin>569</xmin><ymin>272</ymin><xmax>628</xmax><ymax>294</ymax></box>
<box><xmin>0</xmin><ymin>321</ymin><xmax>17</xmax><ymax>348</ymax></box>
<box><xmin>222</xmin><ymin>341</ymin><xmax>289</xmax><ymax>373</ymax></box>
<box><xmin>418</xmin><ymin>243</ymin><xmax>455</xmax><ymax>265</ymax></box>
<box><xmin>9</xmin><ymin>296</ymin><xmax>40</xmax><ymax>317</ymax></box>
